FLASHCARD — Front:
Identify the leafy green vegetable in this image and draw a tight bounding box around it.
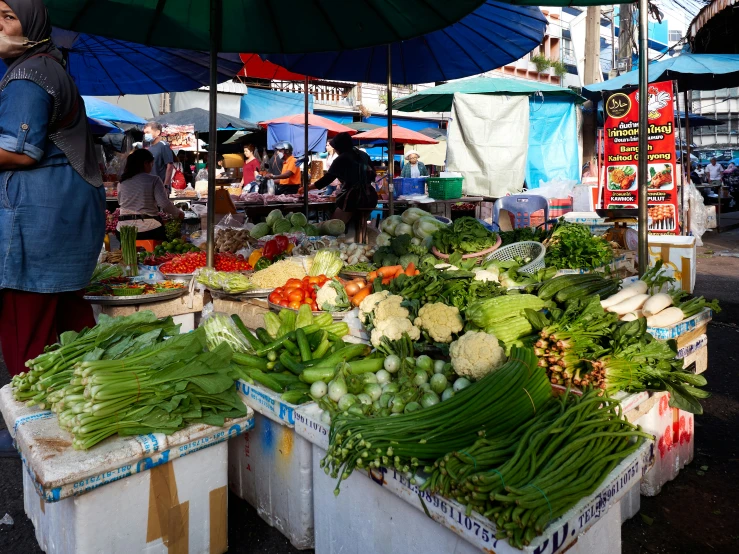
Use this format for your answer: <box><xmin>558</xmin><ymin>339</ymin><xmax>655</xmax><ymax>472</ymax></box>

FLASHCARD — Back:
<box><xmin>497</xmin><ymin>226</ymin><xmax>548</xmax><ymax>247</ymax></box>
<box><xmin>432</xmin><ymin>217</ymin><xmax>498</xmax><ymax>255</ymax></box>
<box><xmin>544</xmin><ymin>221</ymin><xmax>614</xmax><ymax>270</ymax></box>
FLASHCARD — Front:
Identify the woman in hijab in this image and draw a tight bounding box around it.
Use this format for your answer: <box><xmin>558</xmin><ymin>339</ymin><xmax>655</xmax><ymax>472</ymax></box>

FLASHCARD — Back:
<box><xmin>0</xmin><ymin>1</ymin><xmax>105</xmax><ymax>382</ymax></box>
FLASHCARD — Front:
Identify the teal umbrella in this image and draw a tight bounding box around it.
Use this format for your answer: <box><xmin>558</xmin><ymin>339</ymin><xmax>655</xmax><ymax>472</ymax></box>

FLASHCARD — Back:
<box><xmin>44</xmin><ymin>0</ymin><xmax>488</xmax><ymax>53</ymax></box>
<box><xmin>393</xmin><ymin>76</ymin><xmax>585</xmax><ymax>112</ymax></box>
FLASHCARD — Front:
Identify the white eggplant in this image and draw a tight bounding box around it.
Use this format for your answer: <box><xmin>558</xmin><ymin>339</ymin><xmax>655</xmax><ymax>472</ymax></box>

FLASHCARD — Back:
<box><xmin>620</xmin><ymin>310</ymin><xmax>643</xmax><ymax>322</ymax></box>
<box><xmin>600</xmin><ymin>280</ymin><xmax>648</xmax><ymax>309</ymax></box>
<box><xmin>607</xmin><ymin>293</ymin><xmax>650</xmax><ymax>315</ymax></box>
<box><xmin>646</xmin><ymin>307</ymin><xmax>684</xmax><ymax>328</ymax></box>
<box><xmin>642</xmin><ymin>293</ymin><xmax>673</xmax><ymax>317</ymax></box>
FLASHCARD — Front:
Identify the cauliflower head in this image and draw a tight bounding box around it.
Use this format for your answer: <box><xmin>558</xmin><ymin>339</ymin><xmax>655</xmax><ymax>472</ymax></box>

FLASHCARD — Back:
<box><xmin>374</xmin><ymin>295</ymin><xmax>409</xmax><ymax>322</ymax></box>
<box><xmin>358</xmin><ymin>290</ymin><xmax>390</xmax><ymax>323</ymax></box>
<box><xmin>316</xmin><ymin>280</ymin><xmax>349</xmax><ymax>312</ymax></box>
<box><xmin>370</xmin><ymin>317</ymin><xmax>421</xmax><ymax>348</ymax></box>
<box><xmin>414</xmin><ymin>303</ymin><xmax>463</xmax><ymax>343</ymax></box>
<box><xmin>449</xmin><ymin>331</ymin><xmax>506</xmax><ymax>380</ymax></box>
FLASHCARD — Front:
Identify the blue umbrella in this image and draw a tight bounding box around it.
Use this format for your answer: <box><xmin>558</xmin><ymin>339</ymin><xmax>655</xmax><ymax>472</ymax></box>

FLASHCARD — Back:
<box><xmin>582</xmin><ymin>53</ymin><xmax>739</xmax><ymax>100</ymax></box>
<box><xmin>267</xmin><ymin>123</ymin><xmax>328</xmax><ymax>159</ymax></box>
<box><xmin>82</xmin><ymin>97</ymin><xmax>147</xmax><ymax>125</ymax></box>
<box><xmin>264</xmin><ymin>1</ymin><xmax>546</xmax><ymax>85</ymax></box>
<box><xmin>88</xmin><ymin>118</ymin><xmax>122</xmax><ymax>135</ymax></box>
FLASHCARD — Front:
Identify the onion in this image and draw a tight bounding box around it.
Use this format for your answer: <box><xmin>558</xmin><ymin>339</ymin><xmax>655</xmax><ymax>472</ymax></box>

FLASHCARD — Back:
<box><xmin>345</xmin><ymin>282</ymin><xmax>361</xmax><ymax>296</ymax></box>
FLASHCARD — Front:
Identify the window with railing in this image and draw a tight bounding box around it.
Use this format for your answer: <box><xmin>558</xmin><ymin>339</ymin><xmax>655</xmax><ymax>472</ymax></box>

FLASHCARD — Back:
<box><xmin>668</xmin><ymin>30</ymin><xmax>682</xmax><ymax>42</ymax></box>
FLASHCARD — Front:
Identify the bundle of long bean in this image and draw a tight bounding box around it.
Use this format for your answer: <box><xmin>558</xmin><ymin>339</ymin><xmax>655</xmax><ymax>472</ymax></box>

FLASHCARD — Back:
<box><xmin>12</xmin><ymin>312</ymin><xmax>178</xmax><ymax>408</ymax></box>
<box><xmin>119</xmin><ymin>224</ymin><xmax>138</xmax><ymax>276</ymax></box>
<box><xmin>51</xmin><ymin>329</ymin><xmax>246</xmax><ymax>450</ymax></box>
<box><xmin>421</xmin><ymin>390</ymin><xmax>652</xmax><ymax>548</ymax></box>
<box><xmin>322</xmin><ymin>346</ymin><xmax>551</xmax><ymax>493</ymax></box>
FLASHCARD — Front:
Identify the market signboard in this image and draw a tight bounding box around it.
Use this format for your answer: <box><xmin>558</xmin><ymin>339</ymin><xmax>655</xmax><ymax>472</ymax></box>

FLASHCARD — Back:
<box><xmin>602</xmin><ymin>82</ymin><xmax>679</xmax><ymax>234</ymax></box>
<box><xmin>162</xmin><ymin>124</ymin><xmax>196</xmax><ymax>149</ymax></box>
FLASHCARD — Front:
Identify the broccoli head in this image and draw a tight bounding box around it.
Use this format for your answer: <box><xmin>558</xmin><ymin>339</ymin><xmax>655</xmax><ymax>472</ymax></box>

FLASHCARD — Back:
<box><xmin>391</xmin><ymin>234</ymin><xmax>412</xmax><ymax>257</ymax></box>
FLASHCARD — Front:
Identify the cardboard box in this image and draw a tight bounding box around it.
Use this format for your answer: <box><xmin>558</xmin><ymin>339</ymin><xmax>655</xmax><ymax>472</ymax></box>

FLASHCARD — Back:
<box><xmin>647</xmin><ymin>235</ymin><xmax>697</xmax><ymax>292</ymax></box>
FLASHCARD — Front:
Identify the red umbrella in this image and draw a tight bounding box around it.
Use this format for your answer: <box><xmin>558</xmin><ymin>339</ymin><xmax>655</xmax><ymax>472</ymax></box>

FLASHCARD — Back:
<box><xmin>238</xmin><ymin>54</ymin><xmax>312</xmax><ymax>81</ymax></box>
<box><xmin>258</xmin><ymin>114</ymin><xmax>358</xmax><ymax>137</ymax></box>
<box><xmin>352</xmin><ymin>124</ymin><xmax>438</xmax><ymax>144</ymax></box>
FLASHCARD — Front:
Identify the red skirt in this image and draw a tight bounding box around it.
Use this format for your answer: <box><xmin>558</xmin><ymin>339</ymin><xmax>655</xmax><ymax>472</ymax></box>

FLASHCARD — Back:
<box><xmin>0</xmin><ymin>290</ymin><xmax>96</xmax><ymax>376</ymax></box>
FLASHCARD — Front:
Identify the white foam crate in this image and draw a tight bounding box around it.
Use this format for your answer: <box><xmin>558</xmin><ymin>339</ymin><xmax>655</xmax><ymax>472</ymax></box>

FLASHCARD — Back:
<box><xmin>23</xmin><ymin>441</ymin><xmax>230</xmax><ymax>554</ymax></box>
<box><xmin>647</xmin><ymin>308</ymin><xmax>712</xmax><ymax>340</ymax></box>
<box><xmin>230</xmin><ymin>388</ymin><xmax>314</xmax><ymax>550</ymax></box>
<box><xmin>235</xmin><ymin>379</ymin><xmax>301</xmax><ymax>427</ymax></box>
<box><xmin>310</xmin><ymin>439</ymin><xmax>651</xmax><ymax>554</ymax></box>
<box><xmin>634</xmin><ymin>393</ymin><xmax>694</xmax><ymax>496</ymax></box>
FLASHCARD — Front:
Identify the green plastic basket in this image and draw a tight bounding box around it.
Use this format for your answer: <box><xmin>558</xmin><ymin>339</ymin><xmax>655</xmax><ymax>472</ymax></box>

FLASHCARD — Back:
<box><xmin>427</xmin><ymin>177</ymin><xmax>463</xmax><ymax>200</ymax></box>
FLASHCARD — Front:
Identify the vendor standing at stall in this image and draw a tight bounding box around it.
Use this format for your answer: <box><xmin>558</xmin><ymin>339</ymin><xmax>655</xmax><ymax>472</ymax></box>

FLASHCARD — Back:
<box><xmin>401</xmin><ymin>150</ymin><xmax>429</xmax><ymax>178</ymax></box>
<box><xmin>0</xmin><ymin>0</ymin><xmax>106</xmax><ymax>454</ymax></box>
<box><xmin>117</xmin><ymin>149</ymin><xmax>184</xmax><ymax>241</ymax></box>
<box><xmin>241</xmin><ymin>143</ymin><xmax>261</xmax><ymax>191</ymax></box>
<box><xmin>143</xmin><ymin>121</ymin><xmax>175</xmax><ymax>192</ymax></box>
<box><xmin>266</xmin><ymin>141</ymin><xmax>301</xmax><ymax>194</ymax></box>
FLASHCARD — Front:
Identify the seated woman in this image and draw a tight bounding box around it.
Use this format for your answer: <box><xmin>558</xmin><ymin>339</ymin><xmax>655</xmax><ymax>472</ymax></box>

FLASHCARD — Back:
<box><xmin>117</xmin><ymin>149</ymin><xmax>184</xmax><ymax>241</ymax></box>
<box><xmin>401</xmin><ymin>150</ymin><xmax>429</xmax><ymax>178</ymax></box>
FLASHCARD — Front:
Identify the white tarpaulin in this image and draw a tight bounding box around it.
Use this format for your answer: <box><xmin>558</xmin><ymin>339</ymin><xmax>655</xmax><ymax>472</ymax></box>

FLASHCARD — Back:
<box><xmin>446</xmin><ymin>92</ymin><xmax>529</xmax><ymax>197</ymax></box>
<box><xmin>404</xmin><ymin>141</ymin><xmax>447</xmax><ymax>167</ymax></box>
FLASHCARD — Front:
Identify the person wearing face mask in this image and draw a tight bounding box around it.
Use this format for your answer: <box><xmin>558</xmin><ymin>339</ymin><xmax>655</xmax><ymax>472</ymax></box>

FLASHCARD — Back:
<box><xmin>143</xmin><ymin>121</ymin><xmax>175</xmax><ymax>192</ymax></box>
<box><xmin>266</xmin><ymin>142</ymin><xmax>302</xmax><ymax>195</ymax></box>
<box><xmin>0</xmin><ymin>0</ymin><xmax>106</xmax><ymax>454</ymax></box>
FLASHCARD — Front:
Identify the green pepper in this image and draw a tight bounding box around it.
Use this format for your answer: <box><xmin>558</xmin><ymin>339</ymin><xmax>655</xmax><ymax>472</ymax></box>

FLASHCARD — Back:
<box><xmin>254</xmin><ymin>257</ymin><xmax>272</xmax><ymax>271</ymax></box>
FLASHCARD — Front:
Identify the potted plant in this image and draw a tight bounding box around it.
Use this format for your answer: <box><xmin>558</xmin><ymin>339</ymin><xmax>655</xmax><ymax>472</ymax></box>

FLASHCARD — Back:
<box><xmin>530</xmin><ymin>54</ymin><xmax>552</xmax><ymax>73</ymax></box>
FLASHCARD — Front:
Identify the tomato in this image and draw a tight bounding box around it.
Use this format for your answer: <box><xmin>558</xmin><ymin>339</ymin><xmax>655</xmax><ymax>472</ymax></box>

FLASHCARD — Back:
<box><xmin>286</xmin><ymin>278</ymin><xmax>302</xmax><ymax>287</ymax></box>
<box><xmin>268</xmin><ymin>291</ymin><xmax>282</xmax><ymax>304</ymax></box>
<box><xmin>284</xmin><ymin>285</ymin><xmax>300</xmax><ymax>297</ymax></box>
<box><xmin>288</xmin><ymin>300</ymin><xmax>302</xmax><ymax>310</ymax></box>
<box><xmin>278</xmin><ymin>298</ymin><xmax>290</xmax><ymax>307</ymax></box>
<box><xmin>302</xmin><ymin>298</ymin><xmax>312</xmax><ymax>305</ymax></box>
<box><xmin>317</xmin><ymin>276</ymin><xmax>328</xmax><ymax>286</ymax></box>
<box><xmin>310</xmin><ymin>301</ymin><xmax>318</xmax><ymax>311</ymax></box>
<box><xmin>302</xmin><ymin>276</ymin><xmax>310</xmax><ymax>284</ymax></box>
<box><xmin>308</xmin><ymin>276</ymin><xmax>322</xmax><ymax>286</ymax></box>
<box><xmin>288</xmin><ymin>289</ymin><xmax>305</xmax><ymax>302</ymax></box>
<box><xmin>273</xmin><ymin>287</ymin><xmax>284</xmax><ymax>296</ymax></box>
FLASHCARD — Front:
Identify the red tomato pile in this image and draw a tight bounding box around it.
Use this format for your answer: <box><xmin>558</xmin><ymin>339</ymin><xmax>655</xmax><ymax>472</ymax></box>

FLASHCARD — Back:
<box><xmin>159</xmin><ymin>252</ymin><xmax>252</xmax><ymax>275</ymax></box>
<box><xmin>268</xmin><ymin>275</ymin><xmax>328</xmax><ymax>311</ymax></box>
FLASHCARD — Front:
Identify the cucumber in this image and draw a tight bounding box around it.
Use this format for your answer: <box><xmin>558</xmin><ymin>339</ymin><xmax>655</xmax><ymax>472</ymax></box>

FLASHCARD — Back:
<box><xmin>269</xmin><ymin>372</ymin><xmax>302</xmax><ymax>387</ymax></box>
<box><xmin>255</xmin><ymin>328</ymin><xmax>273</xmax><ymax>344</ymax></box>
<box><xmin>279</xmin><ymin>351</ymin><xmax>305</xmax><ymax>376</ymax></box>
<box><xmin>281</xmin><ymin>390</ymin><xmax>311</xmax><ymax>405</ymax></box>
<box><xmin>538</xmin><ymin>274</ymin><xmax>603</xmax><ymax>300</ymax></box>
<box><xmin>239</xmin><ymin>367</ymin><xmax>283</xmax><ymax>393</ymax></box>
<box><xmin>232</xmin><ymin>352</ymin><xmax>270</xmax><ymax>370</ymax></box>
<box><xmin>231</xmin><ymin>315</ymin><xmax>264</xmax><ymax>351</ymax></box>
<box><xmin>555</xmin><ymin>279</ymin><xmax>612</xmax><ymax>303</ymax></box>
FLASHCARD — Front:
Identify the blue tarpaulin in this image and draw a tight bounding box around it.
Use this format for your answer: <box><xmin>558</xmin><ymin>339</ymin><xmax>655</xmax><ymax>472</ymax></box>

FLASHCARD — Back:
<box><xmin>315</xmin><ymin>112</ymin><xmax>354</xmax><ymax>125</ymax></box>
<box><xmin>364</xmin><ymin>116</ymin><xmax>440</xmax><ymax>132</ymax></box>
<box><xmin>82</xmin><ymin>96</ymin><xmax>146</xmax><ymax>125</ymax></box>
<box><xmin>241</xmin><ymin>88</ymin><xmax>314</xmax><ymax>123</ymax></box>
<box><xmin>526</xmin><ymin>99</ymin><xmax>579</xmax><ymax>188</ymax></box>
<box><xmin>267</xmin><ymin>123</ymin><xmax>328</xmax><ymax>159</ymax></box>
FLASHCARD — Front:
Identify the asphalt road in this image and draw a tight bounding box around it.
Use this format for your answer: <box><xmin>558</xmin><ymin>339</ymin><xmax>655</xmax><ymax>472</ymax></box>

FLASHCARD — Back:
<box><xmin>1</xmin><ymin>236</ymin><xmax>737</xmax><ymax>554</ymax></box>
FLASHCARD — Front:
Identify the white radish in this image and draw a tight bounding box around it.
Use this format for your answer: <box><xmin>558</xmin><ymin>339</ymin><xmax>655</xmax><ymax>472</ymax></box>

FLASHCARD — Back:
<box><xmin>646</xmin><ymin>306</ymin><xmax>684</xmax><ymax>328</ymax></box>
<box><xmin>642</xmin><ymin>293</ymin><xmax>673</xmax><ymax>317</ymax></box>
<box><xmin>607</xmin><ymin>293</ymin><xmax>650</xmax><ymax>315</ymax></box>
<box><xmin>600</xmin><ymin>281</ymin><xmax>648</xmax><ymax>309</ymax></box>
<box><xmin>620</xmin><ymin>310</ymin><xmax>643</xmax><ymax>322</ymax></box>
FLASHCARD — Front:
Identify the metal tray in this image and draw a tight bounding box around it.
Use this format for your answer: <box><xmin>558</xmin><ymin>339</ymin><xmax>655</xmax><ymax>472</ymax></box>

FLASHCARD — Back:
<box><xmin>161</xmin><ymin>272</ymin><xmax>195</xmax><ymax>280</ymax></box>
<box><xmin>268</xmin><ymin>300</ymin><xmax>349</xmax><ymax>321</ymax></box>
<box><xmin>210</xmin><ymin>288</ymin><xmax>273</xmax><ymax>301</ymax></box>
<box><xmin>84</xmin><ymin>287</ymin><xmax>188</xmax><ymax>305</ymax></box>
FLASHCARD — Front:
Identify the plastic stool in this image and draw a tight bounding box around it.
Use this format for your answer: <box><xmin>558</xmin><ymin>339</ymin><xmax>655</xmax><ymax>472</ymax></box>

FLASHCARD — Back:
<box><xmin>493</xmin><ymin>195</ymin><xmax>549</xmax><ymax>229</ymax></box>
<box><xmin>136</xmin><ymin>240</ymin><xmax>160</xmax><ymax>252</ymax></box>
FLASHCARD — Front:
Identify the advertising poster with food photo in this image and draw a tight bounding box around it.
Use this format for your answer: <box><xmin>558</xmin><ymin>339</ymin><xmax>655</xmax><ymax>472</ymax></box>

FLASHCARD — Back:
<box><xmin>603</xmin><ymin>81</ymin><xmax>679</xmax><ymax>234</ymax></box>
<box><xmin>162</xmin><ymin>124</ymin><xmax>196</xmax><ymax>149</ymax></box>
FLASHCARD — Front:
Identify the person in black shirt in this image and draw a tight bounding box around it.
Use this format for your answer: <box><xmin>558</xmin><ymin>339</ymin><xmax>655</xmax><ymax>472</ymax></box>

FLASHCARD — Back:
<box><xmin>303</xmin><ymin>132</ymin><xmax>377</xmax><ymax>226</ymax></box>
<box><xmin>143</xmin><ymin>122</ymin><xmax>175</xmax><ymax>192</ymax></box>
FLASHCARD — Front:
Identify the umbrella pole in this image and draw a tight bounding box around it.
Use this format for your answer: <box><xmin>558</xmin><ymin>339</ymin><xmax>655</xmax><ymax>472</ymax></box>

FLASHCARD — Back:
<box><xmin>304</xmin><ymin>76</ymin><xmax>310</xmax><ymax>218</ymax></box>
<box><xmin>206</xmin><ymin>0</ymin><xmax>221</xmax><ymax>269</ymax></box>
<box><xmin>387</xmin><ymin>45</ymin><xmax>394</xmax><ymax>217</ymax></box>
<box><xmin>683</xmin><ymin>90</ymin><xmax>692</xmax><ymax>236</ymax></box>
<box><xmin>674</xmin><ymin>82</ymin><xmax>685</xmax><ymax>235</ymax></box>
<box><xmin>637</xmin><ymin>0</ymin><xmax>649</xmax><ymax>276</ymax></box>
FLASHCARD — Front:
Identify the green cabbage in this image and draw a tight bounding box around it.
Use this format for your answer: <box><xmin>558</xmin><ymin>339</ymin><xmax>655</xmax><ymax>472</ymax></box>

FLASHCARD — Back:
<box><xmin>379</xmin><ymin>215</ymin><xmax>403</xmax><ymax>236</ymax></box>
<box><xmin>305</xmin><ymin>224</ymin><xmax>320</xmax><ymax>237</ymax></box>
<box><xmin>272</xmin><ymin>218</ymin><xmax>292</xmax><ymax>234</ymax></box>
<box><xmin>309</xmin><ymin>249</ymin><xmax>343</xmax><ymax>277</ymax></box>
<box><xmin>250</xmin><ymin>222</ymin><xmax>271</xmax><ymax>239</ymax></box>
<box><xmin>320</xmin><ymin>219</ymin><xmax>346</xmax><ymax>237</ymax></box>
<box><xmin>290</xmin><ymin>226</ymin><xmax>306</xmax><ymax>234</ymax></box>
<box><xmin>290</xmin><ymin>212</ymin><xmax>308</xmax><ymax>228</ymax></box>
<box><xmin>394</xmin><ymin>222</ymin><xmax>414</xmax><ymax>237</ymax></box>
<box><xmin>413</xmin><ymin>216</ymin><xmax>448</xmax><ymax>240</ymax></box>
<box><xmin>375</xmin><ymin>233</ymin><xmax>392</xmax><ymax>247</ymax></box>
<box><xmin>266</xmin><ymin>209</ymin><xmax>284</xmax><ymax>227</ymax></box>
<box><xmin>401</xmin><ymin>207</ymin><xmax>428</xmax><ymax>225</ymax></box>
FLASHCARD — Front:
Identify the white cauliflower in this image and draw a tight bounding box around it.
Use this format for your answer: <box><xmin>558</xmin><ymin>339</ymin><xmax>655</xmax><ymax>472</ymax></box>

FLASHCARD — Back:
<box><xmin>473</xmin><ymin>266</ymin><xmax>500</xmax><ymax>283</ymax></box>
<box><xmin>370</xmin><ymin>317</ymin><xmax>421</xmax><ymax>348</ymax></box>
<box><xmin>358</xmin><ymin>290</ymin><xmax>390</xmax><ymax>324</ymax></box>
<box><xmin>449</xmin><ymin>331</ymin><xmax>506</xmax><ymax>380</ymax></box>
<box><xmin>414</xmin><ymin>303</ymin><xmax>464</xmax><ymax>343</ymax></box>
<box><xmin>374</xmin><ymin>295</ymin><xmax>409</xmax><ymax>322</ymax></box>
<box><xmin>315</xmin><ymin>280</ymin><xmax>349</xmax><ymax>312</ymax></box>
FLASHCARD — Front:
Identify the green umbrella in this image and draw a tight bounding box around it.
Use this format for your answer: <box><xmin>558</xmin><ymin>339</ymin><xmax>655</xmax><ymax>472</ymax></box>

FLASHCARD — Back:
<box><xmin>392</xmin><ymin>76</ymin><xmax>585</xmax><ymax>112</ymax></box>
<box><xmin>44</xmin><ymin>0</ymin><xmax>489</xmax><ymax>53</ymax></box>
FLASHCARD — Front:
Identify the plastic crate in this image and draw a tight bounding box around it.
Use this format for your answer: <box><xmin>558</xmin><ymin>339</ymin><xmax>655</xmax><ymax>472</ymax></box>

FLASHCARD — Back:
<box><xmin>427</xmin><ymin>177</ymin><xmax>463</xmax><ymax>200</ymax></box>
<box><xmin>392</xmin><ymin>177</ymin><xmax>426</xmax><ymax>198</ymax></box>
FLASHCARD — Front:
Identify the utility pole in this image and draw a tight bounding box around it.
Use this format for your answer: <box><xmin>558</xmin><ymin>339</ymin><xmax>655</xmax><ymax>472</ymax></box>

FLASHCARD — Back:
<box><xmin>582</xmin><ymin>6</ymin><xmax>602</xmax><ymax>168</ymax></box>
<box><xmin>618</xmin><ymin>4</ymin><xmax>633</xmax><ymax>71</ymax></box>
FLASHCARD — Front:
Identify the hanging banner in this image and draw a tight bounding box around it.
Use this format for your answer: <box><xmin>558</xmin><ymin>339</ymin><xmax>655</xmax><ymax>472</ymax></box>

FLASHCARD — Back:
<box><xmin>602</xmin><ymin>81</ymin><xmax>679</xmax><ymax>234</ymax></box>
<box><xmin>162</xmin><ymin>124</ymin><xmax>196</xmax><ymax>150</ymax></box>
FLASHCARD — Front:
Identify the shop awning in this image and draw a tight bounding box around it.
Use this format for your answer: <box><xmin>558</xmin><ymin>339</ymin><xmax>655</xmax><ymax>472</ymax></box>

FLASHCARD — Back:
<box><xmin>150</xmin><ymin>108</ymin><xmax>259</xmax><ymax>133</ymax></box>
<box><xmin>393</xmin><ymin>76</ymin><xmax>585</xmax><ymax>112</ymax></box>
<box><xmin>258</xmin><ymin>114</ymin><xmax>357</xmax><ymax>137</ymax></box>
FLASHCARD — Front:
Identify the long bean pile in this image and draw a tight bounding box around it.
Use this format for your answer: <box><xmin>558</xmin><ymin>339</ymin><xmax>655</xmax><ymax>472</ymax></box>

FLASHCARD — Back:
<box><xmin>421</xmin><ymin>390</ymin><xmax>652</xmax><ymax>548</ymax></box>
<box><xmin>12</xmin><ymin>312</ymin><xmax>179</xmax><ymax>408</ymax></box>
<box><xmin>322</xmin><ymin>346</ymin><xmax>551</xmax><ymax>493</ymax></box>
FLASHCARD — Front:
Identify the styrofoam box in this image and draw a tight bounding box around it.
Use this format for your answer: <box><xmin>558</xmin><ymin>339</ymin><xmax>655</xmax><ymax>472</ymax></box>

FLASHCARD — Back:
<box><xmin>635</xmin><ymin>393</ymin><xmax>694</xmax><ymax>497</ymax></box>
<box><xmin>229</xmin><ymin>389</ymin><xmax>314</xmax><ymax>550</ymax></box>
<box><xmin>236</xmin><ymin>379</ymin><xmax>300</xmax><ymax>427</ymax></box>
<box><xmin>647</xmin><ymin>308</ymin><xmax>712</xmax><ymax>340</ymax></box>
<box><xmin>23</xmin><ymin>441</ymin><xmax>230</xmax><ymax>554</ymax></box>
<box><xmin>648</xmin><ymin>235</ymin><xmax>697</xmax><ymax>293</ymax></box>
<box><xmin>310</xmin><ymin>440</ymin><xmax>651</xmax><ymax>554</ymax></box>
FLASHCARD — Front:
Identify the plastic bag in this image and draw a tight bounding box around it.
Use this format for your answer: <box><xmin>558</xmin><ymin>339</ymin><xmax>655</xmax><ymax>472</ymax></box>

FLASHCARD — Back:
<box><xmin>688</xmin><ymin>183</ymin><xmax>707</xmax><ymax>246</ymax></box>
<box><xmin>533</xmin><ymin>179</ymin><xmax>578</xmax><ymax>199</ymax></box>
<box><xmin>200</xmin><ymin>310</ymin><xmax>254</xmax><ymax>353</ymax></box>
<box><xmin>190</xmin><ymin>203</ymin><xmax>207</xmax><ymax>216</ymax></box>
